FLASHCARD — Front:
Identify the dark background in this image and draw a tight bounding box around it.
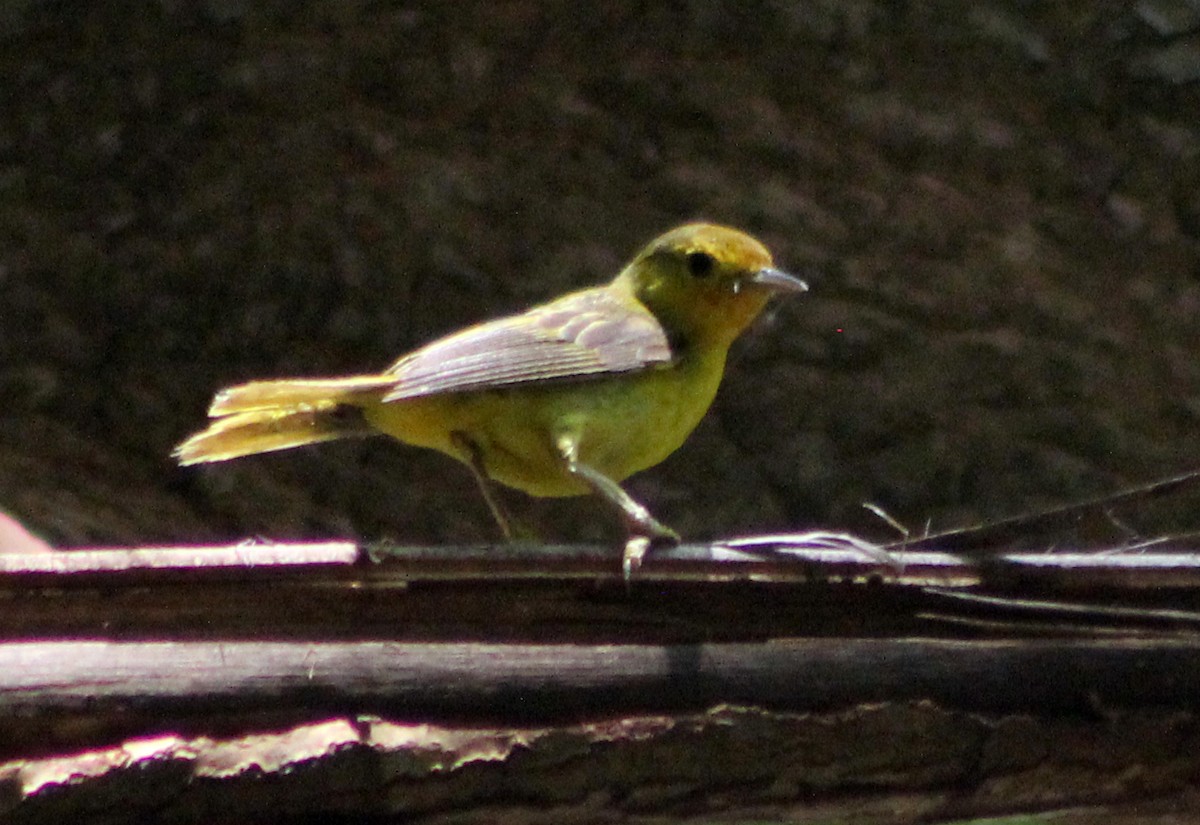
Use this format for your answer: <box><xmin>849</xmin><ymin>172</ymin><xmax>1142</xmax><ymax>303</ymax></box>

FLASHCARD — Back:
<box><xmin>2</xmin><ymin>1</ymin><xmax>1198</xmax><ymax>548</ymax></box>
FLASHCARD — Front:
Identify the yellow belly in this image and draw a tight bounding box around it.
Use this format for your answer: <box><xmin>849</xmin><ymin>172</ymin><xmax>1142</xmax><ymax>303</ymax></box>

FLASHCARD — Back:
<box><xmin>362</xmin><ymin>353</ymin><xmax>726</xmax><ymax>497</ymax></box>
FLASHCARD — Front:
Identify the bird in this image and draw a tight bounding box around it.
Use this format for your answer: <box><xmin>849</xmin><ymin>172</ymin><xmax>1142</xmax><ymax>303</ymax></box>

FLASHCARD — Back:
<box><xmin>175</xmin><ymin>223</ymin><xmax>808</xmax><ymax>574</ymax></box>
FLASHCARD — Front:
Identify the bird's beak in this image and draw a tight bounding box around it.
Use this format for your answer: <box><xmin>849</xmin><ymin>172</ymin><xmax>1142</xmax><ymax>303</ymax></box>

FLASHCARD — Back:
<box><xmin>751</xmin><ymin>267</ymin><xmax>809</xmax><ymax>294</ymax></box>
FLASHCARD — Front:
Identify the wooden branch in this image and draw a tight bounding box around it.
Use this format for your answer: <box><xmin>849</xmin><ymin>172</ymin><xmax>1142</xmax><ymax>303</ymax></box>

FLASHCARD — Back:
<box><xmin>7</xmin><ymin>536</ymin><xmax>1200</xmax><ymax>588</ymax></box>
<box><xmin>3</xmin><ymin>540</ymin><xmax>1200</xmax><ymax>642</ymax></box>
<box><xmin>5</xmin><ymin>538</ymin><xmax>1200</xmax><ymax>821</ymax></box>
<box><xmin>4</xmin><ymin>637</ymin><xmax>1198</xmax><ymax>722</ymax></box>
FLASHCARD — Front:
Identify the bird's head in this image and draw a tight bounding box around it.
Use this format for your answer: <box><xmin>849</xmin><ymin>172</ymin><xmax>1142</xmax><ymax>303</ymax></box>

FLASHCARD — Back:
<box><xmin>616</xmin><ymin>223</ymin><xmax>808</xmax><ymax>349</ymax></box>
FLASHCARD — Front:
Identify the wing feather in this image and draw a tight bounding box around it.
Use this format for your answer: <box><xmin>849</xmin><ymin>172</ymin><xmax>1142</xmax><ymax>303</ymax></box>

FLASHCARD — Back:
<box><xmin>382</xmin><ymin>288</ymin><xmax>672</xmax><ymax>402</ymax></box>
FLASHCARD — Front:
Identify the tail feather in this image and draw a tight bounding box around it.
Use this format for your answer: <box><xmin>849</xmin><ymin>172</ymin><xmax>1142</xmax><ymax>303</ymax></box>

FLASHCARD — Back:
<box><xmin>210</xmin><ymin>376</ymin><xmax>395</xmax><ymax>415</ymax></box>
<box><xmin>176</xmin><ymin>376</ymin><xmax>393</xmax><ymax>465</ymax></box>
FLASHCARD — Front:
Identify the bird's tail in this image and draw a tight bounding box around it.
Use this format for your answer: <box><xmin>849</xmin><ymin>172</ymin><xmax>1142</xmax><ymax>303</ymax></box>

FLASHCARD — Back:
<box><xmin>173</xmin><ymin>376</ymin><xmax>395</xmax><ymax>465</ymax></box>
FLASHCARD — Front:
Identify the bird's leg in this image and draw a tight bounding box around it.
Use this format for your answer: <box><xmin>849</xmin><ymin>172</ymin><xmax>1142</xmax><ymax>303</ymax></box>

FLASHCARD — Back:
<box><xmin>556</xmin><ymin>435</ymin><xmax>680</xmax><ymax>578</ymax></box>
<box><xmin>451</xmin><ymin>431</ymin><xmax>526</xmax><ymax>541</ymax></box>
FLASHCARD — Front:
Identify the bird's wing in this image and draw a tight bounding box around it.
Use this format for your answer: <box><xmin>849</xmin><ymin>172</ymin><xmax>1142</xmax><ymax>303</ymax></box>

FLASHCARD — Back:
<box><xmin>382</xmin><ymin>287</ymin><xmax>673</xmax><ymax>402</ymax></box>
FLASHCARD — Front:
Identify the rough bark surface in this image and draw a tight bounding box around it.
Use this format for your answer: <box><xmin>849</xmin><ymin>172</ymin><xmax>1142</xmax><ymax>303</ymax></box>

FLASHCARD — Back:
<box><xmin>3</xmin><ymin>541</ymin><xmax>1200</xmax><ymax>821</ymax></box>
<box><xmin>6</xmin><ymin>706</ymin><xmax>1200</xmax><ymax>825</ymax></box>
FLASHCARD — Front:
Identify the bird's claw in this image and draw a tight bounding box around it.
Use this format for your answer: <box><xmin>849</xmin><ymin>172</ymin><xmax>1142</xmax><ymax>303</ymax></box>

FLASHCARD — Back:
<box><xmin>621</xmin><ymin>519</ymin><xmax>680</xmax><ymax>582</ymax></box>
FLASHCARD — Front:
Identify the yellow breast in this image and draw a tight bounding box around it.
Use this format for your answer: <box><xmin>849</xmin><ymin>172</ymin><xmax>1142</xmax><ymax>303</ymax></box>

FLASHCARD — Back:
<box><xmin>362</xmin><ymin>347</ymin><xmax>727</xmax><ymax>497</ymax></box>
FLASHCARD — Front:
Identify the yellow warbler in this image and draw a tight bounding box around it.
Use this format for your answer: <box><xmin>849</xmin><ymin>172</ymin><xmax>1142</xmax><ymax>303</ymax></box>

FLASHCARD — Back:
<box><xmin>175</xmin><ymin>223</ymin><xmax>807</xmax><ymax>572</ymax></box>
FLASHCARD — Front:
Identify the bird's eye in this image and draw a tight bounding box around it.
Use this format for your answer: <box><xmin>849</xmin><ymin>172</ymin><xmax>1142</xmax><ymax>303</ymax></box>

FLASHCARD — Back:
<box><xmin>686</xmin><ymin>251</ymin><xmax>715</xmax><ymax>278</ymax></box>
